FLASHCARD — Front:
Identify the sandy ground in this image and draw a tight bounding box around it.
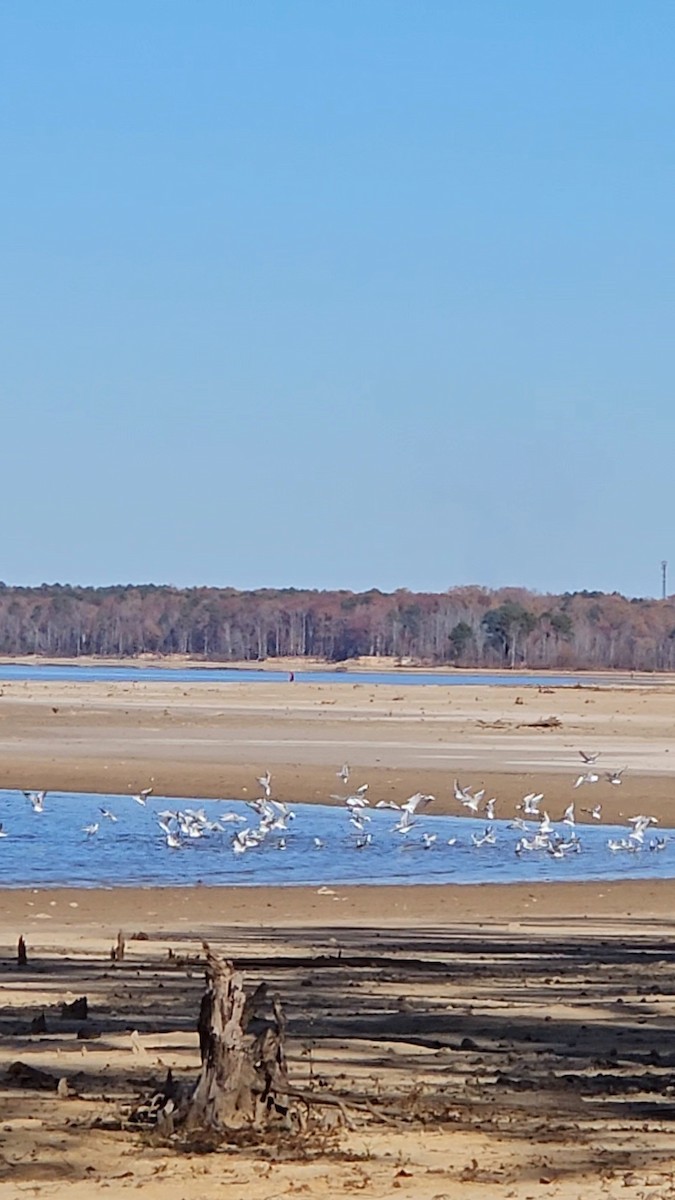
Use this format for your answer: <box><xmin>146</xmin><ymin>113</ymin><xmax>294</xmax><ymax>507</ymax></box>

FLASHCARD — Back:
<box><xmin>3</xmin><ymin>882</ymin><xmax>675</xmax><ymax>1199</ymax></box>
<box><xmin>0</xmin><ymin>674</ymin><xmax>673</xmax><ymax>822</ymax></box>
<box><xmin>1</xmin><ymin>673</ymin><xmax>675</xmax><ymax>1197</ymax></box>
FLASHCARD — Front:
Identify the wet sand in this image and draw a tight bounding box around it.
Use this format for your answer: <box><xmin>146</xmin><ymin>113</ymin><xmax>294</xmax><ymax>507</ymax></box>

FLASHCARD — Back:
<box><xmin>0</xmin><ymin>672</ymin><xmax>675</xmax><ymax>1197</ymax></box>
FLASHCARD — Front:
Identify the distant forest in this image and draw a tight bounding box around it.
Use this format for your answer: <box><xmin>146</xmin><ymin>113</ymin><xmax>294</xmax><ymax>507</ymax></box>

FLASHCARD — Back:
<box><xmin>1</xmin><ymin>582</ymin><xmax>675</xmax><ymax>671</ymax></box>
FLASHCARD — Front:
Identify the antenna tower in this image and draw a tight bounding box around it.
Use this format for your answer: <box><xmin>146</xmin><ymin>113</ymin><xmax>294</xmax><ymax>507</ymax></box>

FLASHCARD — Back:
<box><xmin>662</xmin><ymin>560</ymin><xmax>668</xmax><ymax>600</ymax></box>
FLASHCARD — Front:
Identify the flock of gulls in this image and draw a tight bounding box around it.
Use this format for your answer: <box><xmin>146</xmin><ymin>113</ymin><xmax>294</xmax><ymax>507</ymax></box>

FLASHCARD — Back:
<box><xmin>6</xmin><ymin>750</ymin><xmax>668</xmax><ymax>872</ymax></box>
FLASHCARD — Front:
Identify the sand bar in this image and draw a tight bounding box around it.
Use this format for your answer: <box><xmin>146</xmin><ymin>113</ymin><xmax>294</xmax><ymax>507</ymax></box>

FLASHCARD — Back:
<box><xmin>0</xmin><ymin>674</ymin><xmax>672</xmax><ymax>822</ymax></box>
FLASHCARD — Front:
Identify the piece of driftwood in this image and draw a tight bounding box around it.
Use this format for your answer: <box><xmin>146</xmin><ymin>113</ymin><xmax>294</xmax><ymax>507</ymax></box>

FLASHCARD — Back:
<box><xmin>17</xmin><ymin>936</ymin><xmax>27</xmax><ymax>967</ymax></box>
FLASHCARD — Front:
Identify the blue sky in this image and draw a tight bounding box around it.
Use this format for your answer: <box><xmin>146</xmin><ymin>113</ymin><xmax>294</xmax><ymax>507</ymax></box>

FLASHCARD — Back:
<box><xmin>2</xmin><ymin>2</ymin><xmax>674</xmax><ymax>597</ymax></box>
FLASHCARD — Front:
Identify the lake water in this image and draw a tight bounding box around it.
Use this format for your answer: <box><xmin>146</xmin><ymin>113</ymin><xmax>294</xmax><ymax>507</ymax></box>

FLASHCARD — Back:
<box><xmin>0</xmin><ymin>663</ymin><xmax>599</xmax><ymax>687</ymax></box>
<box><xmin>1</xmin><ymin>791</ymin><xmax>671</xmax><ymax>889</ymax></box>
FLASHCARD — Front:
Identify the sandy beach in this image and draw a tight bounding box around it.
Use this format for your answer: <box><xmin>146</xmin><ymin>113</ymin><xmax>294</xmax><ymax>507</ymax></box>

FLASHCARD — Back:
<box><xmin>1</xmin><ymin>671</ymin><xmax>675</xmax><ymax>1197</ymax></box>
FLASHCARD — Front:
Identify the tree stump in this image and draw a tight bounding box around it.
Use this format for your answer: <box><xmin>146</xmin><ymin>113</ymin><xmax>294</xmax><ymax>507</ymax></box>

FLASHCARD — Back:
<box><xmin>162</xmin><ymin>944</ymin><xmax>293</xmax><ymax>1137</ymax></box>
<box><xmin>17</xmin><ymin>936</ymin><xmax>27</xmax><ymax>967</ymax></box>
<box><xmin>110</xmin><ymin>931</ymin><xmax>125</xmax><ymax>962</ymax></box>
<box><xmin>61</xmin><ymin>997</ymin><xmax>88</xmax><ymax>1021</ymax></box>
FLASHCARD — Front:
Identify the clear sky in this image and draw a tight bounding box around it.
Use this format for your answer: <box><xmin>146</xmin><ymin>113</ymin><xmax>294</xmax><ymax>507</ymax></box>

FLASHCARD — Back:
<box><xmin>2</xmin><ymin>1</ymin><xmax>674</xmax><ymax>597</ymax></box>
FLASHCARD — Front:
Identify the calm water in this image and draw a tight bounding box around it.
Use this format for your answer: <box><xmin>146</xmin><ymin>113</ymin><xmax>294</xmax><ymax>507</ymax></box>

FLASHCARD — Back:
<box><xmin>0</xmin><ymin>663</ymin><xmax>599</xmax><ymax>687</ymax></box>
<box><xmin>0</xmin><ymin>791</ymin><xmax>671</xmax><ymax>889</ymax></box>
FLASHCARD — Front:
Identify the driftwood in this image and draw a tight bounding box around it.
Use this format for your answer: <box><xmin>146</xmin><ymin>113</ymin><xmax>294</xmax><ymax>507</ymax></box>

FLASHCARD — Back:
<box><xmin>17</xmin><ymin>936</ymin><xmax>27</xmax><ymax>967</ymax></box>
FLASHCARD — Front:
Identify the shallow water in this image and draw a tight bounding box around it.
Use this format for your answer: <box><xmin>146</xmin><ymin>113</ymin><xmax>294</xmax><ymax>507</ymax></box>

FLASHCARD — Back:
<box><xmin>0</xmin><ymin>663</ymin><xmax>598</xmax><ymax>687</ymax></box>
<box><xmin>0</xmin><ymin>791</ymin><xmax>670</xmax><ymax>889</ymax></box>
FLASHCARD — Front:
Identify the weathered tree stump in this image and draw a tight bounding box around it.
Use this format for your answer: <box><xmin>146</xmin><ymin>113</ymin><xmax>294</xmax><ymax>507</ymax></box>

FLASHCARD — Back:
<box><xmin>17</xmin><ymin>936</ymin><xmax>27</xmax><ymax>967</ymax></box>
<box><xmin>134</xmin><ymin>945</ymin><xmax>369</xmax><ymax>1145</ymax></box>
<box><xmin>61</xmin><ymin>996</ymin><xmax>88</xmax><ymax>1021</ymax></box>
<box><xmin>110</xmin><ymin>931</ymin><xmax>125</xmax><ymax>962</ymax></box>
<box><xmin>158</xmin><ymin>944</ymin><xmax>294</xmax><ymax>1138</ymax></box>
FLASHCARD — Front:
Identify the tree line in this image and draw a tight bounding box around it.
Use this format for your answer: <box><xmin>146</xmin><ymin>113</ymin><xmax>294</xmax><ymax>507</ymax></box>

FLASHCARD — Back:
<box><xmin>1</xmin><ymin>582</ymin><xmax>675</xmax><ymax>671</ymax></box>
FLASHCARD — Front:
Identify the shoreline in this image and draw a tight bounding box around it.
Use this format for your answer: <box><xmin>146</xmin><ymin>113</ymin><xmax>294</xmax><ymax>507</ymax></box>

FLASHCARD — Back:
<box><xmin>5</xmin><ymin>876</ymin><xmax>675</xmax><ymax>928</ymax></box>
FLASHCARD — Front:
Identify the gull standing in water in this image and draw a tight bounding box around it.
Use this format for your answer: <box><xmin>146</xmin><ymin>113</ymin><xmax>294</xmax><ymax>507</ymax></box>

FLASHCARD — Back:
<box><xmin>515</xmin><ymin>832</ymin><xmax>551</xmax><ymax>854</ymax></box>
<box><xmin>608</xmin><ymin>837</ymin><xmax>637</xmax><ymax>853</ymax></box>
